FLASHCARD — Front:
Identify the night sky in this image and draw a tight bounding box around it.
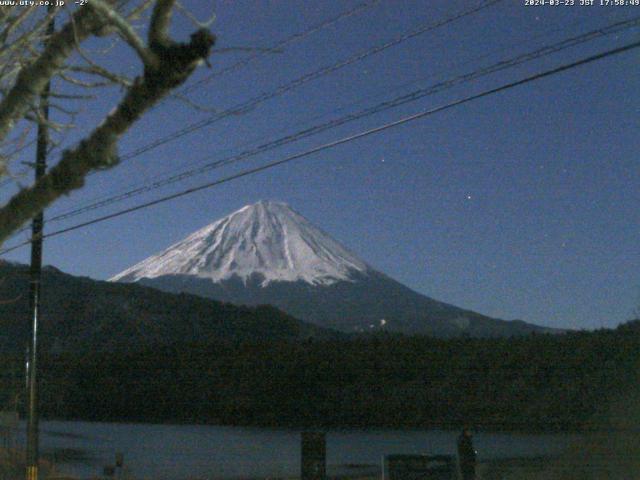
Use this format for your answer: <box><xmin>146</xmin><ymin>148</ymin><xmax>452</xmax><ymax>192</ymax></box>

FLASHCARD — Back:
<box><xmin>1</xmin><ymin>0</ymin><xmax>638</xmax><ymax>330</ymax></box>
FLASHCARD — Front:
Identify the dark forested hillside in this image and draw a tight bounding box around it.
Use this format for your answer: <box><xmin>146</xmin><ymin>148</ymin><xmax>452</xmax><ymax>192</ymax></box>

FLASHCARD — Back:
<box><xmin>1</xmin><ymin>260</ymin><xmax>638</xmax><ymax>432</ymax></box>
<box><xmin>0</xmin><ymin>261</ymin><xmax>338</xmax><ymax>354</ymax></box>
<box><xmin>2</xmin><ymin>322</ymin><xmax>638</xmax><ymax>432</ymax></box>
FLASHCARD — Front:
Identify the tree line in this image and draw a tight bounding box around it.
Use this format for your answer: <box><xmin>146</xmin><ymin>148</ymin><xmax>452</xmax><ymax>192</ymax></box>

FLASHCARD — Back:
<box><xmin>2</xmin><ymin>321</ymin><xmax>639</xmax><ymax>432</ymax></box>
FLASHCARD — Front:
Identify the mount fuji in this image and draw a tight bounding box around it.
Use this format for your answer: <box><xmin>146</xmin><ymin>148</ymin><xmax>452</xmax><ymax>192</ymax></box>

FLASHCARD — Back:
<box><xmin>112</xmin><ymin>201</ymin><xmax>553</xmax><ymax>337</ymax></box>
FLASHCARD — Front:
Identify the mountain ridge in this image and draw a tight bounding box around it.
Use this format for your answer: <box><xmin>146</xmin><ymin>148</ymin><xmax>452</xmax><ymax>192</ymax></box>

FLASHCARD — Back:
<box><xmin>113</xmin><ymin>201</ymin><xmax>556</xmax><ymax>337</ymax></box>
<box><xmin>135</xmin><ymin>270</ymin><xmax>555</xmax><ymax>337</ymax></box>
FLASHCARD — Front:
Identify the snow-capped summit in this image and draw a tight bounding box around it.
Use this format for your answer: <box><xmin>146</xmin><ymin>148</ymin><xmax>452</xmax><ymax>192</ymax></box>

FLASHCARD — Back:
<box><xmin>112</xmin><ymin>200</ymin><xmax>555</xmax><ymax>337</ymax></box>
<box><xmin>111</xmin><ymin>200</ymin><xmax>369</xmax><ymax>286</ymax></box>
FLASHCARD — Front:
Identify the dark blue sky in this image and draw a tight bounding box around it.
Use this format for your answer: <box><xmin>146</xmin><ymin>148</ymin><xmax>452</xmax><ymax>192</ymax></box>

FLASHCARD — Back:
<box><xmin>2</xmin><ymin>0</ymin><xmax>639</xmax><ymax>330</ymax></box>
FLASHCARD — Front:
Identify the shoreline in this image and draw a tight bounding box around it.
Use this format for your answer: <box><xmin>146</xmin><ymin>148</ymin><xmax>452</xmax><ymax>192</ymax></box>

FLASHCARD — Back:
<box><xmin>34</xmin><ymin>417</ymin><xmax>595</xmax><ymax>436</ymax></box>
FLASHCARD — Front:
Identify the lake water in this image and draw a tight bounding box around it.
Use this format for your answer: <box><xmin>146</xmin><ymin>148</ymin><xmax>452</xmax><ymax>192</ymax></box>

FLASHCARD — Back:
<box><xmin>20</xmin><ymin>421</ymin><xmax>579</xmax><ymax>479</ymax></box>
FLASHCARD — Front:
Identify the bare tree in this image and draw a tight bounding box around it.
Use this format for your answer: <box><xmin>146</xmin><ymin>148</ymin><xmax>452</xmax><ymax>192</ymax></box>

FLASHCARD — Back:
<box><xmin>0</xmin><ymin>0</ymin><xmax>215</xmax><ymax>245</ymax></box>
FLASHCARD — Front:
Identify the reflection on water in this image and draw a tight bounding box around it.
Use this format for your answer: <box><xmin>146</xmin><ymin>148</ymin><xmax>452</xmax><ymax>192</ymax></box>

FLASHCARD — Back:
<box><xmin>15</xmin><ymin>421</ymin><xmax>579</xmax><ymax>480</ymax></box>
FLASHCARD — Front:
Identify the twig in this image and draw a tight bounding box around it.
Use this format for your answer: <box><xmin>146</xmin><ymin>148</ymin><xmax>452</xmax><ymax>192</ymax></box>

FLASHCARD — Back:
<box><xmin>0</xmin><ymin>23</ymin><xmax>215</xmax><ymax>244</ymax></box>
<box><xmin>175</xmin><ymin>0</ymin><xmax>216</xmax><ymax>29</ymax></box>
<box><xmin>88</xmin><ymin>0</ymin><xmax>156</xmax><ymax>67</ymax></box>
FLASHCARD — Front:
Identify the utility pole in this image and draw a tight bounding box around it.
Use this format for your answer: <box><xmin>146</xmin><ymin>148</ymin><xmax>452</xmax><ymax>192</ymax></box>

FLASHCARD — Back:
<box><xmin>26</xmin><ymin>8</ymin><xmax>55</xmax><ymax>480</ymax></box>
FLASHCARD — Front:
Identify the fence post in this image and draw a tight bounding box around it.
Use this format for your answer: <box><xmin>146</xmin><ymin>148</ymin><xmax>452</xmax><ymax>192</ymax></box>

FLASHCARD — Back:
<box><xmin>301</xmin><ymin>432</ymin><xmax>326</xmax><ymax>480</ymax></box>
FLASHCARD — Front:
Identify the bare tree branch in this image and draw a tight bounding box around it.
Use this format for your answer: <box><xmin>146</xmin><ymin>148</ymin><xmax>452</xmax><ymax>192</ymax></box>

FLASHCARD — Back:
<box><xmin>0</xmin><ymin>7</ymin><xmax>100</xmax><ymax>150</ymax></box>
<box><xmin>88</xmin><ymin>0</ymin><xmax>156</xmax><ymax>67</ymax></box>
<box><xmin>171</xmin><ymin>92</ymin><xmax>218</xmax><ymax>112</ymax></box>
<box><xmin>58</xmin><ymin>71</ymin><xmax>113</xmax><ymax>89</ymax></box>
<box><xmin>175</xmin><ymin>1</ymin><xmax>216</xmax><ymax>29</ymax></box>
<box><xmin>0</xmin><ymin>6</ymin><xmax>37</xmax><ymax>44</ymax></box>
<box><xmin>24</xmin><ymin>112</ymin><xmax>70</xmax><ymax>133</ymax></box>
<box><xmin>71</xmin><ymin>36</ymin><xmax>135</xmax><ymax>88</ymax></box>
<box><xmin>127</xmin><ymin>0</ymin><xmax>155</xmax><ymax>21</ymax></box>
<box><xmin>149</xmin><ymin>0</ymin><xmax>175</xmax><ymax>48</ymax></box>
<box><xmin>0</xmin><ymin>25</ymin><xmax>215</xmax><ymax>244</ymax></box>
<box><xmin>49</xmin><ymin>92</ymin><xmax>97</xmax><ymax>100</ymax></box>
<box><xmin>65</xmin><ymin>65</ymin><xmax>133</xmax><ymax>87</ymax></box>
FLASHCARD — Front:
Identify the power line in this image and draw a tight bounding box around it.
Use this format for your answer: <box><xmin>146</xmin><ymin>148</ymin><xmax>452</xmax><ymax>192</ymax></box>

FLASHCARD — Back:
<box><xmin>3</xmin><ymin>0</ymin><xmax>503</xmax><ymax>230</ymax></box>
<box><xmin>1</xmin><ymin>38</ymin><xmax>638</xmax><ymax>256</ymax></box>
<box><xmin>43</xmin><ymin>9</ymin><xmax>623</xmax><ymax>223</ymax></box>
<box><xmin>116</xmin><ymin>0</ymin><xmax>503</xmax><ymax>163</ymax></box>
<box><xmin>0</xmin><ymin>2</ymin><xmax>378</xmax><ymax>195</ymax></box>
<box><xmin>174</xmin><ymin>0</ymin><xmax>381</xmax><ymax>98</ymax></box>
<box><xmin>31</xmin><ymin>15</ymin><xmax>640</xmax><ymax>228</ymax></box>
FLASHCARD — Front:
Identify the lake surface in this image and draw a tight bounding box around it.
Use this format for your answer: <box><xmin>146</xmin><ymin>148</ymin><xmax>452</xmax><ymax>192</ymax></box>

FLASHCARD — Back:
<box><xmin>18</xmin><ymin>421</ymin><xmax>580</xmax><ymax>479</ymax></box>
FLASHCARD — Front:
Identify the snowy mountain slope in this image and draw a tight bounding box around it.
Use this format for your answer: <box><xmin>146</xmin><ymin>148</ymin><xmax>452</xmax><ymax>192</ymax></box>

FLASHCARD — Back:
<box><xmin>112</xmin><ymin>201</ymin><xmax>368</xmax><ymax>286</ymax></box>
<box><xmin>112</xmin><ymin>201</ymin><xmax>555</xmax><ymax>337</ymax></box>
